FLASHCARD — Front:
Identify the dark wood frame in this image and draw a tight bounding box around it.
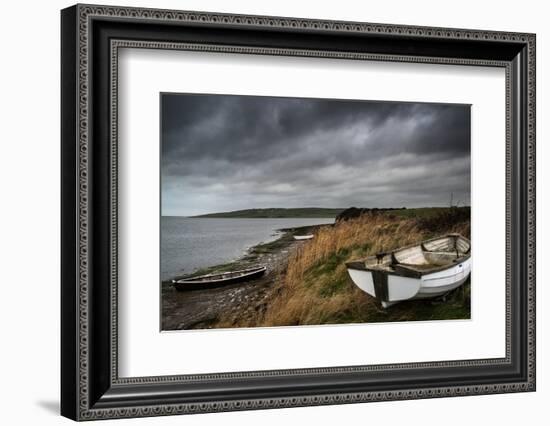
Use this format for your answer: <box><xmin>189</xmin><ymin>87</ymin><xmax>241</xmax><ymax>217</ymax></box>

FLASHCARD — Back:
<box><xmin>61</xmin><ymin>4</ymin><xmax>536</xmax><ymax>421</ymax></box>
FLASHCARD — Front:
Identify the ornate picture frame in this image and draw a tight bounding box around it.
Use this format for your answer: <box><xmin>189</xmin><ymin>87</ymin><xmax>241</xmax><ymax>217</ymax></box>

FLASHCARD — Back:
<box><xmin>61</xmin><ymin>4</ymin><xmax>535</xmax><ymax>421</ymax></box>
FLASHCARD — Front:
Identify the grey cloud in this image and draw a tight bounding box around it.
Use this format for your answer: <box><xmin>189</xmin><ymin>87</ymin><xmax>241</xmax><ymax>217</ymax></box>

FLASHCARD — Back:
<box><xmin>161</xmin><ymin>93</ymin><xmax>470</xmax><ymax>216</ymax></box>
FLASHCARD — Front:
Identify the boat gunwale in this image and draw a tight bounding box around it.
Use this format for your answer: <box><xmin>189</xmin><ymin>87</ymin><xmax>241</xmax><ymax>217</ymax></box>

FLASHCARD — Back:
<box><xmin>346</xmin><ymin>234</ymin><xmax>471</xmax><ymax>279</ymax></box>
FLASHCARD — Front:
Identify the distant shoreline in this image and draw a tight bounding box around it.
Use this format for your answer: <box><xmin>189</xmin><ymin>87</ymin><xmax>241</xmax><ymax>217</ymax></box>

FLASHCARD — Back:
<box><xmin>164</xmin><ymin>216</ymin><xmax>337</xmax><ymax>219</ymax></box>
<box><xmin>164</xmin><ymin>206</ymin><xmax>466</xmax><ymax>219</ymax></box>
<box><xmin>189</xmin><ymin>208</ymin><xmax>345</xmax><ymax>219</ymax></box>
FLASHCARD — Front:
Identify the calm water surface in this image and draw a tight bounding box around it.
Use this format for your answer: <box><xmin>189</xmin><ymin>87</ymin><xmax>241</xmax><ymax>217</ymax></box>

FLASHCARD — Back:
<box><xmin>161</xmin><ymin>217</ymin><xmax>334</xmax><ymax>280</ymax></box>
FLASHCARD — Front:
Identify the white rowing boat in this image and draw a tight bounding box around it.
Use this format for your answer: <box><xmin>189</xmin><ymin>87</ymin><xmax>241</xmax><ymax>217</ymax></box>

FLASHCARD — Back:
<box><xmin>293</xmin><ymin>234</ymin><xmax>314</xmax><ymax>240</ymax></box>
<box><xmin>346</xmin><ymin>234</ymin><xmax>471</xmax><ymax>308</ymax></box>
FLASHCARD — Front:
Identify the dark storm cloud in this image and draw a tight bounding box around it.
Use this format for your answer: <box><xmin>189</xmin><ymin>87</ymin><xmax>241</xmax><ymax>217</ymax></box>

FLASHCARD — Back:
<box><xmin>161</xmin><ymin>94</ymin><xmax>470</xmax><ymax>216</ymax></box>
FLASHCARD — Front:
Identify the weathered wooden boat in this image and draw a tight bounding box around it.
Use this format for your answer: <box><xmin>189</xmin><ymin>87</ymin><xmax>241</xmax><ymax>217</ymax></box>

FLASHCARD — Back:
<box><xmin>293</xmin><ymin>234</ymin><xmax>314</xmax><ymax>240</ymax></box>
<box><xmin>172</xmin><ymin>265</ymin><xmax>267</xmax><ymax>291</ymax></box>
<box><xmin>346</xmin><ymin>234</ymin><xmax>471</xmax><ymax>308</ymax></box>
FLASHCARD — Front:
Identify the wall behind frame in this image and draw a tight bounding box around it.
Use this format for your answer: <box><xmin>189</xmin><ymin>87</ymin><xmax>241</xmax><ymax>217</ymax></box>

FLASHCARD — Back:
<box><xmin>0</xmin><ymin>0</ymin><xmax>546</xmax><ymax>425</ymax></box>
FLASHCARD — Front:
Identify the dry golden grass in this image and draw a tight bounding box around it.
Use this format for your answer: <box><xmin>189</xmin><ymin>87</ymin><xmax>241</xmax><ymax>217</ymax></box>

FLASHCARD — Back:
<box><xmin>259</xmin><ymin>214</ymin><xmax>470</xmax><ymax>327</ymax></box>
<box><xmin>214</xmin><ymin>212</ymin><xmax>471</xmax><ymax>328</ymax></box>
<box><xmin>260</xmin><ymin>215</ymin><xmax>414</xmax><ymax>326</ymax></box>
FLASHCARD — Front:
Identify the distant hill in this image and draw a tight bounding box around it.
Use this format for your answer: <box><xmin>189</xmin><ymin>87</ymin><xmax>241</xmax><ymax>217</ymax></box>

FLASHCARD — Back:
<box><xmin>192</xmin><ymin>208</ymin><xmax>346</xmax><ymax>218</ymax></box>
<box><xmin>189</xmin><ymin>206</ymin><xmax>470</xmax><ymax>219</ymax></box>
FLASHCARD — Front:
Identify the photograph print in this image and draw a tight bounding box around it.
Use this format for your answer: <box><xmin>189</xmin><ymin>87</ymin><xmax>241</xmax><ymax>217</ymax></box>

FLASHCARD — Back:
<box><xmin>161</xmin><ymin>93</ymin><xmax>471</xmax><ymax>331</ymax></box>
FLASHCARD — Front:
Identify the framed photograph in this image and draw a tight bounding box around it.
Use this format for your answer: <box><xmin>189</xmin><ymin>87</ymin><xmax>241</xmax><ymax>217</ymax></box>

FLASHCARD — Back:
<box><xmin>61</xmin><ymin>4</ymin><xmax>536</xmax><ymax>421</ymax></box>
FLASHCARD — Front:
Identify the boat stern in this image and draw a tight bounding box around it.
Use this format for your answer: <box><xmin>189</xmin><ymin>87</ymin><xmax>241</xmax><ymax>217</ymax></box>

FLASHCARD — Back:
<box><xmin>346</xmin><ymin>261</ymin><xmax>421</xmax><ymax>306</ymax></box>
<box><xmin>346</xmin><ymin>261</ymin><xmax>376</xmax><ymax>298</ymax></box>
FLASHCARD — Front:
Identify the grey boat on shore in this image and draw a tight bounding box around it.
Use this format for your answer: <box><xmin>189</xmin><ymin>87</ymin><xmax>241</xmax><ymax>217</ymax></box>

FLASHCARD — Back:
<box><xmin>172</xmin><ymin>265</ymin><xmax>267</xmax><ymax>291</ymax></box>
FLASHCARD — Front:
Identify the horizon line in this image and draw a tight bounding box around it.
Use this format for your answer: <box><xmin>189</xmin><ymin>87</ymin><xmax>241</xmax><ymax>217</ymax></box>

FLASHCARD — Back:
<box><xmin>161</xmin><ymin>205</ymin><xmax>471</xmax><ymax>218</ymax></box>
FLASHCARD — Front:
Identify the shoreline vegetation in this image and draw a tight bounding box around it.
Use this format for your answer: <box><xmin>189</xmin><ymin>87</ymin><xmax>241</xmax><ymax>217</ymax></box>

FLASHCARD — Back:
<box><xmin>161</xmin><ymin>207</ymin><xmax>471</xmax><ymax>330</ymax></box>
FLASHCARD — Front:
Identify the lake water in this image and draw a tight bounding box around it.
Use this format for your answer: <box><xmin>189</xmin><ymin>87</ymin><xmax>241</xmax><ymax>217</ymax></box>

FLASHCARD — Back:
<box><xmin>161</xmin><ymin>217</ymin><xmax>334</xmax><ymax>280</ymax></box>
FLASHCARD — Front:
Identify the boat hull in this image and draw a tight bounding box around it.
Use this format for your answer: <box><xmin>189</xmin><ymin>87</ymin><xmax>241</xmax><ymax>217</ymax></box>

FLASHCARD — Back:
<box><xmin>173</xmin><ymin>267</ymin><xmax>266</xmax><ymax>291</ymax></box>
<box><xmin>347</xmin><ymin>254</ymin><xmax>471</xmax><ymax>308</ymax></box>
<box><xmin>293</xmin><ymin>235</ymin><xmax>314</xmax><ymax>240</ymax></box>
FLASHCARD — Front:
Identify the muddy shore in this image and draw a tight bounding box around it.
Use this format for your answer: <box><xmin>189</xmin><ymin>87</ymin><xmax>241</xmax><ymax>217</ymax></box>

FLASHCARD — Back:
<box><xmin>161</xmin><ymin>224</ymin><xmax>326</xmax><ymax>330</ymax></box>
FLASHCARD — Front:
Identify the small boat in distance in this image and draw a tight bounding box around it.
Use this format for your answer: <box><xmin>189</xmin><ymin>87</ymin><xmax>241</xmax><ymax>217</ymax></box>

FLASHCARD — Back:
<box><xmin>293</xmin><ymin>234</ymin><xmax>314</xmax><ymax>240</ymax></box>
<box><xmin>346</xmin><ymin>234</ymin><xmax>471</xmax><ymax>308</ymax></box>
<box><xmin>172</xmin><ymin>265</ymin><xmax>267</xmax><ymax>291</ymax></box>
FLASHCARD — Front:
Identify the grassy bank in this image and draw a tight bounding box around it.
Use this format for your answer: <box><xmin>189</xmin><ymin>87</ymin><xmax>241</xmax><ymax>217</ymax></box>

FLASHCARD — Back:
<box><xmin>215</xmin><ymin>208</ymin><xmax>470</xmax><ymax>328</ymax></box>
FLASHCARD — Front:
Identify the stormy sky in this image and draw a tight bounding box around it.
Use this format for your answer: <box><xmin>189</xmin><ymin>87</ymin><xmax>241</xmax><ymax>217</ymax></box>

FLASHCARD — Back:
<box><xmin>161</xmin><ymin>93</ymin><xmax>470</xmax><ymax>216</ymax></box>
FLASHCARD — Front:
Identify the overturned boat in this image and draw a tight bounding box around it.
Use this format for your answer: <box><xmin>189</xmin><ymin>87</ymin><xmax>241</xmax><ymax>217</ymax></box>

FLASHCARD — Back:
<box><xmin>172</xmin><ymin>265</ymin><xmax>266</xmax><ymax>291</ymax></box>
<box><xmin>346</xmin><ymin>234</ymin><xmax>471</xmax><ymax>308</ymax></box>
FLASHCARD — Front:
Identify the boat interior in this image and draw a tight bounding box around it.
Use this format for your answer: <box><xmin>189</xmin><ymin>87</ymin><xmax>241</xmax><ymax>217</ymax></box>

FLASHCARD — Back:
<box><xmin>364</xmin><ymin>234</ymin><xmax>471</xmax><ymax>275</ymax></box>
<box><xmin>178</xmin><ymin>266</ymin><xmax>266</xmax><ymax>283</ymax></box>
